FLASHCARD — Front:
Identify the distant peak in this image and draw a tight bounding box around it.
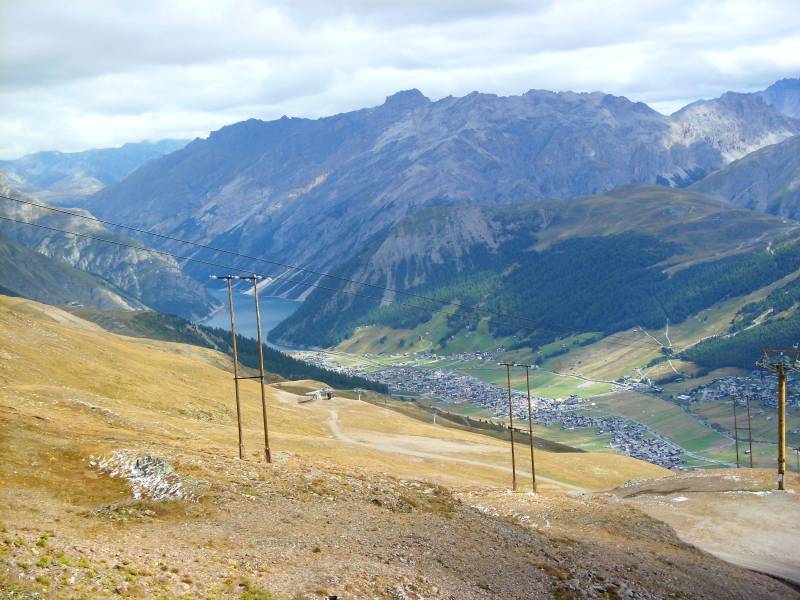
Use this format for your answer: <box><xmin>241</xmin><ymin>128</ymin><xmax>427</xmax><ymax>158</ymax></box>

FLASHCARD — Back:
<box><xmin>765</xmin><ymin>77</ymin><xmax>800</xmax><ymax>90</ymax></box>
<box><xmin>383</xmin><ymin>88</ymin><xmax>429</xmax><ymax>109</ymax></box>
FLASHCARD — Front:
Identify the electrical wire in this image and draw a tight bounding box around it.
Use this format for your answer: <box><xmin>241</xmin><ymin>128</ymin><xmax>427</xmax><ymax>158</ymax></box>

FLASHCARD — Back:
<box><xmin>0</xmin><ymin>213</ymin><xmax>554</xmax><ymax>337</ymax></box>
<box><xmin>0</xmin><ymin>192</ymin><xmax>667</xmax><ymax>350</ymax></box>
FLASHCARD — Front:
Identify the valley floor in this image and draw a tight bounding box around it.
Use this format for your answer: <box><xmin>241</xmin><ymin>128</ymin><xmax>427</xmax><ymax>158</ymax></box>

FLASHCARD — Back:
<box><xmin>0</xmin><ymin>296</ymin><xmax>798</xmax><ymax>598</ymax></box>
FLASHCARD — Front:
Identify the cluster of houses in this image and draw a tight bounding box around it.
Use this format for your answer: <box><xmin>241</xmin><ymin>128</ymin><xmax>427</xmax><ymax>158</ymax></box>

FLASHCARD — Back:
<box><xmin>301</xmin><ymin>353</ymin><xmax>685</xmax><ymax>469</ymax></box>
<box><xmin>675</xmin><ymin>372</ymin><xmax>800</xmax><ymax>410</ymax></box>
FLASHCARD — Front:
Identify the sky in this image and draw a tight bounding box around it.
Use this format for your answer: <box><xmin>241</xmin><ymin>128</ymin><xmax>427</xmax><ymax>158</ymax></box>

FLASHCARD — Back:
<box><xmin>1</xmin><ymin>0</ymin><xmax>799</xmax><ymax>159</ymax></box>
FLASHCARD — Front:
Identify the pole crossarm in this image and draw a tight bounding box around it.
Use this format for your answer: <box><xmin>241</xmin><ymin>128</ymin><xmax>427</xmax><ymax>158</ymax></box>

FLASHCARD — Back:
<box><xmin>755</xmin><ymin>349</ymin><xmax>800</xmax><ymax>372</ymax></box>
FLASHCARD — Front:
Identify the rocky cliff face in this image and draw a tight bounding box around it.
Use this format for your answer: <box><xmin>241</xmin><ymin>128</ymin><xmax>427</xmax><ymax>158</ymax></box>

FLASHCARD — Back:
<box><xmin>0</xmin><ymin>231</ymin><xmax>142</xmax><ymax>310</ymax></box>
<box><xmin>0</xmin><ymin>173</ymin><xmax>219</xmax><ymax>318</ymax></box>
<box><xmin>82</xmin><ymin>86</ymin><xmax>800</xmax><ymax>293</ymax></box>
<box><xmin>669</xmin><ymin>92</ymin><xmax>799</xmax><ymax>164</ymax></box>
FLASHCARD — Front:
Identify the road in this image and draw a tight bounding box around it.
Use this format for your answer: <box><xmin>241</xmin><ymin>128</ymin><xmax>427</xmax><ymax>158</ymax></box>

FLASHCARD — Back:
<box><xmin>326</xmin><ymin>407</ymin><xmax>587</xmax><ymax>493</ymax></box>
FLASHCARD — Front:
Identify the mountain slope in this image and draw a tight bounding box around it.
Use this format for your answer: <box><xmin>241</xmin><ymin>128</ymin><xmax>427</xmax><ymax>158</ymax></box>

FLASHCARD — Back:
<box><xmin>0</xmin><ymin>232</ymin><xmax>141</xmax><ymax>310</ymax></box>
<box><xmin>273</xmin><ymin>185</ymin><xmax>799</xmax><ymax>348</ymax></box>
<box><xmin>0</xmin><ymin>139</ymin><xmax>188</xmax><ymax>203</ymax></box>
<box><xmin>691</xmin><ymin>134</ymin><xmax>800</xmax><ymax>219</ymax></box>
<box><xmin>756</xmin><ymin>77</ymin><xmax>800</xmax><ymax>118</ymax></box>
<box><xmin>82</xmin><ymin>86</ymin><xmax>800</xmax><ymax>292</ymax></box>
<box><xmin>669</xmin><ymin>91</ymin><xmax>800</xmax><ymax>168</ymax></box>
<box><xmin>0</xmin><ymin>173</ymin><xmax>219</xmax><ymax>319</ymax></box>
<box><xmin>1</xmin><ymin>294</ymin><xmax>794</xmax><ymax>599</ymax></box>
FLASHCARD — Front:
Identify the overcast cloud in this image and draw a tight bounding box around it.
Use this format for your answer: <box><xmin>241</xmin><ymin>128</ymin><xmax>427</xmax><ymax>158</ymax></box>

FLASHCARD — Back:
<box><xmin>1</xmin><ymin>0</ymin><xmax>799</xmax><ymax>159</ymax></box>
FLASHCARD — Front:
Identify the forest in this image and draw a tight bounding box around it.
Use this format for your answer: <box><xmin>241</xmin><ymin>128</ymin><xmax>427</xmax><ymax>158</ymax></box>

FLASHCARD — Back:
<box><xmin>273</xmin><ymin>225</ymin><xmax>800</xmax><ymax>362</ymax></box>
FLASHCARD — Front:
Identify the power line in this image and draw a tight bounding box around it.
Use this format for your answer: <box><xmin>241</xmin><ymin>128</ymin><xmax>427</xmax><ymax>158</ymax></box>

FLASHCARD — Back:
<box><xmin>0</xmin><ymin>214</ymin><xmax>671</xmax><ymax>408</ymax></box>
<box><xmin>0</xmin><ymin>194</ymin><xmax>668</xmax><ymax>348</ymax></box>
<box><xmin>0</xmin><ymin>193</ymin><xmax>530</xmax><ymax>320</ymax></box>
<box><xmin>0</xmin><ymin>192</ymin><xmax>666</xmax><ymax>350</ymax></box>
<box><xmin>0</xmin><ymin>214</ymin><xmax>544</xmax><ymax>336</ymax></box>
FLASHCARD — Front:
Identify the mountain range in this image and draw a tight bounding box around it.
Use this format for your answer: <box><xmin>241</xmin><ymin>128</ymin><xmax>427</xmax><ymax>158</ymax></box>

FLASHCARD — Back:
<box><xmin>0</xmin><ymin>139</ymin><xmax>187</xmax><ymax>204</ymax></box>
<box><xmin>80</xmin><ymin>81</ymin><xmax>800</xmax><ymax>291</ymax></box>
<box><xmin>5</xmin><ymin>77</ymin><xmax>800</xmax><ymax>364</ymax></box>
<box><xmin>0</xmin><ymin>173</ymin><xmax>218</xmax><ymax>319</ymax></box>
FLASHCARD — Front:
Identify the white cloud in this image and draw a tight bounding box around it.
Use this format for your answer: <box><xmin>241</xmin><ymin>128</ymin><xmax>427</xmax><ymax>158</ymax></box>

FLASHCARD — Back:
<box><xmin>0</xmin><ymin>0</ymin><xmax>798</xmax><ymax>158</ymax></box>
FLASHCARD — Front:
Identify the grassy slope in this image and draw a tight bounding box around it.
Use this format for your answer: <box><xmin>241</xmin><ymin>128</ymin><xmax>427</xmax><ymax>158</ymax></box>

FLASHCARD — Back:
<box><xmin>70</xmin><ymin>307</ymin><xmax>387</xmax><ymax>392</ymax></box>
<box><xmin>2</xmin><ymin>299</ymin><xmax>797</xmax><ymax>598</ymax></box>
<box><xmin>0</xmin><ymin>295</ymin><xmax>665</xmax><ymax>492</ymax></box>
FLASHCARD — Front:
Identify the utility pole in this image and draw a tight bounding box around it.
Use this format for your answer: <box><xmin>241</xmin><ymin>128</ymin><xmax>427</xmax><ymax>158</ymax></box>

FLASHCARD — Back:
<box><xmin>499</xmin><ymin>362</ymin><xmax>517</xmax><ymax>491</ymax></box>
<box><xmin>733</xmin><ymin>396</ymin><xmax>753</xmax><ymax>469</ymax></box>
<box><xmin>516</xmin><ymin>363</ymin><xmax>537</xmax><ymax>493</ymax></box>
<box><xmin>240</xmin><ymin>274</ymin><xmax>272</xmax><ymax>465</ymax></box>
<box><xmin>756</xmin><ymin>348</ymin><xmax>800</xmax><ymax>490</ymax></box>
<box><xmin>746</xmin><ymin>396</ymin><xmax>754</xmax><ymax>469</ymax></box>
<box><xmin>211</xmin><ymin>275</ymin><xmax>245</xmax><ymax>460</ymax></box>
<box><xmin>733</xmin><ymin>396</ymin><xmax>740</xmax><ymax>468</ymax></box>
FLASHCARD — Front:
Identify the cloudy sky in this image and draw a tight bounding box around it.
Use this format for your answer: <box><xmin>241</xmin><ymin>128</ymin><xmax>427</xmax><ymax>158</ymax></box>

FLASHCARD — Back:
<box><xmin>1</xmin><ymin>0</ymin><xmax>799</xmax><ymax>159</ymax></box>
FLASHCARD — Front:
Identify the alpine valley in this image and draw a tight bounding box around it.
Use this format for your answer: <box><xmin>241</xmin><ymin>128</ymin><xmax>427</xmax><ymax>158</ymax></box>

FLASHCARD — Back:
<box><xmin>6</xmin><ymin>10</ymin><xmax>800</xmax><ymax>592</ymax></box>
<box><xmin>5</xmin><ymin>77</ymin><xmax>800</xmax><ymax>469</ymax></box>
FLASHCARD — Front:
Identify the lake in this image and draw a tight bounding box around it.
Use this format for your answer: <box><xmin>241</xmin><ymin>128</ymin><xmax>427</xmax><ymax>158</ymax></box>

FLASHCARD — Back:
<box><xmin>199</xmin><ymin>287</ymin><xmax>302</xmax><ymax>343</ymax></box>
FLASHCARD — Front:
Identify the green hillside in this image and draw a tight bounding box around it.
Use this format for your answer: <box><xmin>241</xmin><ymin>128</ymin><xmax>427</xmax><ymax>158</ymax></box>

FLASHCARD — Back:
<box><xmin>274</xmin><ymin>185</ymin><xmax>800</xmax><ymax>355</ymax></box>
<box><xmin>0</xmin><ymin>233</ymin><xmax>139</xmax><ymax>311</ymax></box>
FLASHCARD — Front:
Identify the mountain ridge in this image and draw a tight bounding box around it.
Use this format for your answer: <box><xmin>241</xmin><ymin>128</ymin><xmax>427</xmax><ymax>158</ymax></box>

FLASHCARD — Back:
<box><xmin>0</xmin><ymin>139</ymin><xmax>188</xmax><ymax>204</ymax></box>
<box><xmin>691</xmin><ymin>134</ymin><xmax>800</xmax><ymax>219</ymax></box>
<box><xmin>0</xmin><ymin>172</ymin><xmax>219</xmax><ymax>319</ymax></box>
<box><xmin>82</xmin><ymin>82</ymin><xmax>800</xmax><ymax>296</ymax></box>
<box><xmin>272</xmin><ymin>184</ymin><xmax>799</xmax><ymax>348</ymax></box>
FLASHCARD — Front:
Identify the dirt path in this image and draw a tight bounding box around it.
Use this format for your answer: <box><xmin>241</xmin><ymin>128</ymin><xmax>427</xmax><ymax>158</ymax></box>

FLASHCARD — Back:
<box><xmin>326</xmin><ymin>407</ymin><xmax>587</xmax><ymax>492</ymax></box>
<box><xmin>618</xmin><ymin>471</ymin><xmax>800</xmax><ymax>584</ymax></box>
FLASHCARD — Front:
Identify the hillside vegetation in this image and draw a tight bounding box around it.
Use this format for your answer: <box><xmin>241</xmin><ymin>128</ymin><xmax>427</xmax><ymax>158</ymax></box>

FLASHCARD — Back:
<box><xmin>1</xmin><ymin>295</ymin><xmax>796</xmax><ymax>598</ymax></box>
<box><xmin>274</xmin><ymin>185</ymin><xmax>800</xmax><ymax>351</ymax></box>
<box><xmin>0</xmin><ymin>172</ymin><xmax>219</xmax><ymax>319</ymax></box>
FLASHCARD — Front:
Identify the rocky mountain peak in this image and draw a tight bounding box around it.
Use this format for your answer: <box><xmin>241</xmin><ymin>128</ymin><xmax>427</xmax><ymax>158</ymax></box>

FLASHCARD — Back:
<box><xmin>757</xmin><ymin>76</ymin><xmax>800</xmax><ymax>118</ymax></box>
<box><xmin>382</xmin><ymin>88</ymin><xmax>429</xmax><ymax>110</ymax></box>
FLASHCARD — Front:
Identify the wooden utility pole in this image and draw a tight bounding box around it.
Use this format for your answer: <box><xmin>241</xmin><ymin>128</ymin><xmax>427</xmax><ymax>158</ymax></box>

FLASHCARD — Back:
<box><xmin>499</xmin><ymin>362</ymin><xmax>517</xmax><ymax>491</ymax></box>
<box><xmin>211</xmin><ymin>275</ymin><xmax>245</xmax><ymax>460</ymax></box>
<box><xmin>517</xmin><ymin>363</ymin><xmax>538</xmax><ymax>493</ymax></box>
<box><xmin>733</xmin><ymin>396</ymin><xmax>740</xmax><ymax>468</ymax></box>
<box><xmin>778</xmin><ymin>363</ymin><xmax>787</xmax><ymax>488</ymax></box>
<box><xmin>733</xmin><ymin>396</ymin><xmax>754</xmax><ymax>469</ymax></box>
<box><xmin>746</xmin><ymin>396</ymin><xmax>754</xmax><ymax>469</ymax></box>
<box><xmin>756</xmin><ymin>349</ymin><xmax>800</xmax><ymax>490</ymax></box>
<box><xmin>242</xmin><ymin>274</ymin><xmax>272</xmax><ymax>465</ymax></box>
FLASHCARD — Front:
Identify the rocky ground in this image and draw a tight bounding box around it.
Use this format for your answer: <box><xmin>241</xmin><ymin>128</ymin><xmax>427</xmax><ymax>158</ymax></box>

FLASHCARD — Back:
<box><xmin>2</xmin><ymin>445</ymin><xmax>797</xmax><ymax>599</ymax></box>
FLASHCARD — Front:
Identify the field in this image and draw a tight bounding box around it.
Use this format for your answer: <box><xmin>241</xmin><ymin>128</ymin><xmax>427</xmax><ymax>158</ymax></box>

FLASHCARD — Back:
<box><xmin>324</xmin><ymin>260</ymin><xmax>800</xmax><ymax>472</ymax></box>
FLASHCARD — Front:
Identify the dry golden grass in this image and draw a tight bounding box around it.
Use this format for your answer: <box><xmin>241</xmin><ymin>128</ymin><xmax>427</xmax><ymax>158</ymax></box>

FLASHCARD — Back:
<box><xmin>1</xmin><ymin>296</ymin><xmax>796</xmax><ymax>599</ymax></box>
<box><xmin>0</xmin><ymin>295</ymin><xmax>665</xmax><ymax>495</ymax></box>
